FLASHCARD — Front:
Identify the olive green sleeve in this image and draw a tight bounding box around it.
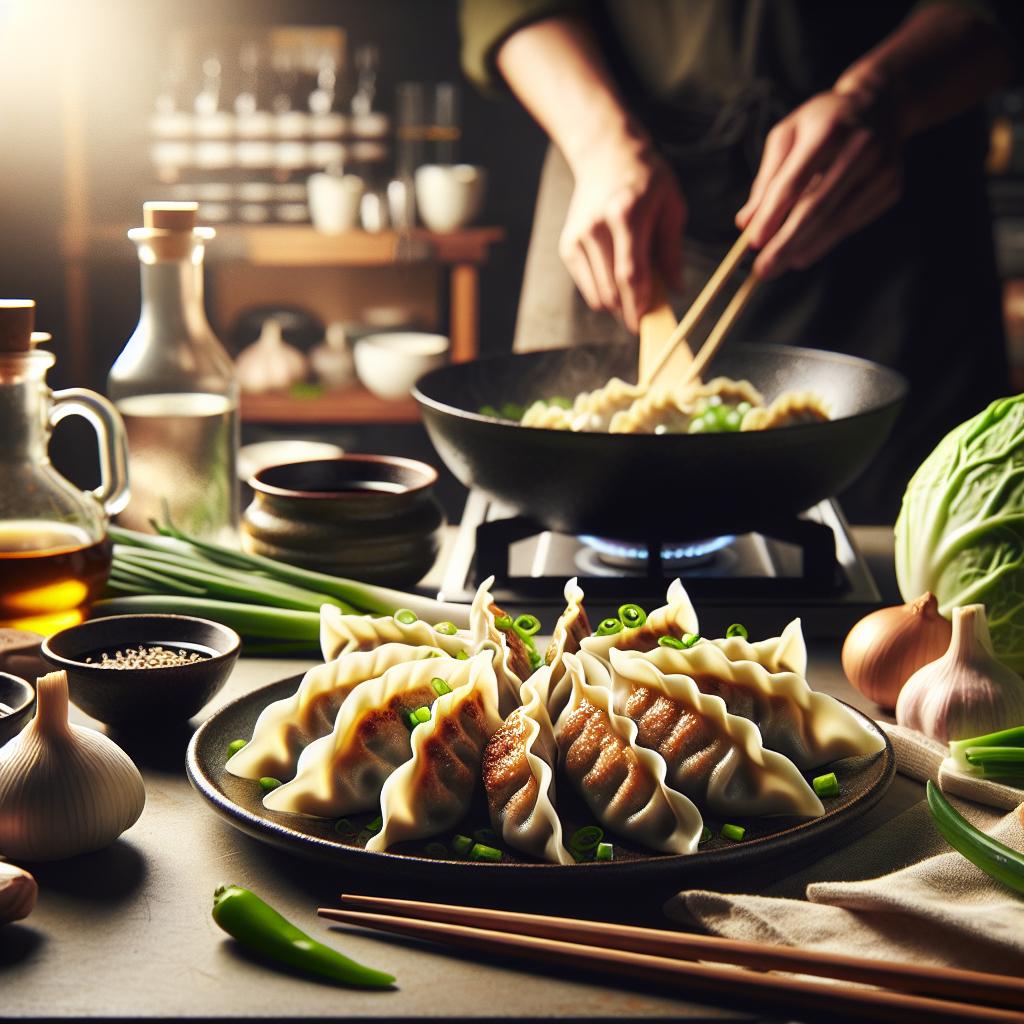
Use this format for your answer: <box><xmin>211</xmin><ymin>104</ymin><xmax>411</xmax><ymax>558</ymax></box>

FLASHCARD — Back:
<box><xmin>459</xmin><ymin>0</ymin><xmax>588</xmax><ymax>93</ymax></box>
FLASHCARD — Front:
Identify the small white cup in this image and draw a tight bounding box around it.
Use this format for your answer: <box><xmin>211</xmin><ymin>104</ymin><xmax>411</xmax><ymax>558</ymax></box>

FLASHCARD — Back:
<box><xmin>307</xmin><ymin>172</ymin><xmax>365</xmax><ymax>234</ymax></box>
<box><xmin>353</xmin><ymin>332</ymin><xmax>449</xmax><ymax>400</ymax></box>
<box><xmin>414</xmin><ymin>164</ymin><xmax>487</xmax><ymax>233</ymax></box>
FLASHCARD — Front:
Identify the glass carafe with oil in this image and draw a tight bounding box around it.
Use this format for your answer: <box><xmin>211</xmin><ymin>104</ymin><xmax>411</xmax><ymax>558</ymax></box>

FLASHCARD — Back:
<box><xmin>0</xmin><ymin>300</ymin><xmax>129</xmax><ymax>634</ymax></box>
<box><xmin>108</xmin><ymin>202</ymin><xmax>239</xmax><ymax>541</ymax></box>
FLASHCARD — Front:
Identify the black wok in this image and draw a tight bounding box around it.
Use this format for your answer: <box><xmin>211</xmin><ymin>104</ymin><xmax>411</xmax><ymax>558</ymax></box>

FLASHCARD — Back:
<box><xmin>413</xmin><ymin>343</ymin><xmax>906</xmax><ymax>539</ymax></box>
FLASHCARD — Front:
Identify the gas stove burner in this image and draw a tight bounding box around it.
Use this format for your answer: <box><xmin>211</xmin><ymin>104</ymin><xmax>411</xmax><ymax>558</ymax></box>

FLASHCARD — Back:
<box><xmin>576</xmin><ymin>533</ymin><xmax>736</xmax><ymax>574</ymax></box>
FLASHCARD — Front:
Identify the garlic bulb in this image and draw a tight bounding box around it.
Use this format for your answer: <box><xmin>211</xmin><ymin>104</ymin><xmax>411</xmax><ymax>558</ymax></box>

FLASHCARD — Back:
<box><xmin>0</xmin><ymin>861</ymin><xmax>37</xmax><ymax>923</ymax></box>
<box><xmin>235</xmin><ymin>318</ymin><xmax>309</xmax><ymax>394</ymax></box>
<box><xmin>0</xmin><ymin>671</ymin><xmax>146</xmax><ymax>861</ymax></box>
<box><xmin>309</xmin><ymin>322</ymin><xmax>355</xmax><ymax>389</ymax></box>
<box><xmin>896</xmin><ymin>604</ymin><xmax>1024</xmax><ymax>742</ymax></box>
<box><xmin>842</xmin><ymin>592</ymin><xmax>952</xmax><ymax>710</ymax></box>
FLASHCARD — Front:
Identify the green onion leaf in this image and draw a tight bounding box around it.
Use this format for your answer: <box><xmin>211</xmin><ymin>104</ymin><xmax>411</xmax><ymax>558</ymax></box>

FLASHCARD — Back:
<box><xmin>569</xmin><ymin>825</ymin><xmax>604</xmax><ymax>854</ymax></box>
<box><xmin>721</xmin><ymin>823</ymin><xmax>746</xmax><ymax>842</ymax></box>
<box><xmin>549</xmin><ymin>395</ymin><xmax>573</xmax><ymax>409</ymax></box>
<box><xmin>479</xmin><ymin>405</ymin><xmax>500</xmax><ymax>418</ymax></box>
<box><xmin>595</xmin><ymin>842</ymin><xmax>614</xmax><ymax>861</ymax></box>
<box><xmin>395</xmin><ymin>608</ymin><xmax>418</xmax><ymax>625</ymax></box>
<box><xmin>699</xmin><ymin>825</ymin><xmax>713</xmax><ymax>844</ymax></box>
<box><xmin>227</xmin><ymin>738</ymin><xmax>248</xmax><ymax>756</ymax></box>
<box><xmin>680</xmin><ymin>632</ymin><xmax>701</xmax><ymax>648</ymax></box>
<box><xmin>513</xmin><ymin>613</ymin><xmax>542</xmax><ymax>637</ymax></box>
<box><xmin>595</xmin><ymin>617</ymin><xmax>623</xmax><ymax>637</ymax></box>
<box><xmin>412</xmin><ymin>705</ymin><xmax>431</xmax><ymax>725</ymax></box>
<box><xmin>618</xmin><ymin>604</ymin><xmax>647</xmax><ymax>629</ymax></box>
<box><xmin>658</xmin><ymin>635</ymin><xmax>685</xmax><ymax>650</ymax></box>
<box><xmin>812</xmin><ymin>771</ymin><xmax>840</xmax><ymax>798</ymax></box>
<box><xmin>725</xmin><ymin>623</ymin><xmax>749</xmax><ymax>639</ymax></box>
<box><xmin>432</xmin><ymin>621</ymin><xmax>458</xmax><ymax>636</ymax></box>
<box><xmin>365</xmin><ymin>815</ymin><xmax>383</xmax><ymax>835</ymax></box>
<box><xmin>259</xmin><ymin>777</ymin><xmax>282</xmax><ymax>792</ymax></box>
<box><xmin>431</xmin><ymin>677</ymin><xmax>452</xmax><ymax>696</ymax></box>
<box><xmin>454</xmin><ymin>650</ymin><xmax>469</xmax><ymax>660</ymax></box>
<box><xmin>493</xmin><ymin>614</ymin><xmax>513</xmax><ymax>631</ymax></box>
<box><xmin>469</xmin><ymin>843</ymin><xmax>503</xmax><ymax>862</ymax></box>
<box><xmin>452</xmin><ymin>834</ymin><xmax>473</xmax><ymax>857</ymax></box>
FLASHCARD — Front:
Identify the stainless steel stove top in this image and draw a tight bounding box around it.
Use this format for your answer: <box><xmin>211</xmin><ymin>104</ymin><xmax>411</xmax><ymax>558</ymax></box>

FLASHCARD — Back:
<box><xmin>441</xmin><ymin>490</ymin><xmax>882</xmax><ymax>639</ymax></box>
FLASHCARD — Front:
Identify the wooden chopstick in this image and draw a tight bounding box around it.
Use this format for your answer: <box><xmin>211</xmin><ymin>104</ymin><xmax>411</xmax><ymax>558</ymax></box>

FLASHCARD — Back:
<box><xmin>319</xmin><ymin>904</ymin><xmax>1023</xmax><ymax>1024</ymax></box>
<box><xmin>640</xmin><ymin>226</ymin><xmax>752</xmax><ymax>389</ymax></box>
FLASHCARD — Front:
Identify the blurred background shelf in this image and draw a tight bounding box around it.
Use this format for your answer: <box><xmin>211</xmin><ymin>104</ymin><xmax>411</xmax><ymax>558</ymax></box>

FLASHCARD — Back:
<box><xmin>240</xmin><ymin>387</ymin><xmax>420</xmax><ymax>424</ymax></box>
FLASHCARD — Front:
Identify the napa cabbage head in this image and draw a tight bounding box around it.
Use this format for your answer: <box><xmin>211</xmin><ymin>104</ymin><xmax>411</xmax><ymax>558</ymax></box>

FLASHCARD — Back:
<box><xmin>895</xmin><ymin>394</ymin><xmax>1024</xmax><ymax>672</ymax></box>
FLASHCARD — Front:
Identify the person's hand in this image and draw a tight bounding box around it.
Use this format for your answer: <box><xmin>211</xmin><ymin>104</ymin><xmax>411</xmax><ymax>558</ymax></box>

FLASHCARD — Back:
<box><xmin>736</xmin><ymin>88</ymin><xmax>903</xmax><ymax>278</ymax></box>
<box><xmin>560</xmin><ymin>140</ymin><xmax>686</xmax><ymax>332</ymax></box>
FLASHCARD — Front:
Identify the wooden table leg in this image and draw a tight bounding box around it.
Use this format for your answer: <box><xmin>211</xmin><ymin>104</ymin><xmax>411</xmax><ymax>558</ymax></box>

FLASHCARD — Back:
<box><xmin>449</xmin><ymin>262</ymin><xmax>479</xmax><ymax>363</ymax></box>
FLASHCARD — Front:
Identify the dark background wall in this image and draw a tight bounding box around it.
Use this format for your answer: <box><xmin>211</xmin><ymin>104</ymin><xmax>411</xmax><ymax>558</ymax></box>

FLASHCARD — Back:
<box><xmin>0</xmin><ymin>0</ymin><xmax>546</xmax><ymax>514</ymax></box>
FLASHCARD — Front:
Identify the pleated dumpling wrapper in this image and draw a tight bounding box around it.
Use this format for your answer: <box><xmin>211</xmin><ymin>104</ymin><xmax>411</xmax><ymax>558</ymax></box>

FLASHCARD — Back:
<box><xmin>263</xmin><ymin>652</ymin><xmax>488</xmax><ymax>818</ymax></box>
<box><xmin>482</xmin><ymin>666</ymin><xmax>574</xmax><ymax>865</ymax></box>
<box><xmin>226</xmin><ymin>643</ymin><xmax>447</xmax><ymax>782</ymax></box>
<box><xmin>632</xmin><ymin>635</ymin><xmax>885</xmax><ymax>771</ymax></box>
<box><xmin>319</xmin><ymin>604</ymin><xmax>476</xmax><ymax>663</ymax></box>
<box><xmin>545</xmin><ymin>578</ymin><xmax>700</xmax><ymax>720</ymax></box>
<box><xmin>601</xmin><ymin>650</ymin><xmax>823</xmax><ymax>818</ymax></box>
<box><xmin>553</xmin><ymin>653</ymin><xmax>704</xmax><ymax>854</ymax></box>
<box><xmin>469</xmin><ymin>575</ymin><xmax>536</xmax><ymax>716</ymax></box>
<box><xmin>710</xmin><ymin>617</ymin><xmax>808</xmax><ymax>677</ymax></box>
<box><xmin>543</xmin><ymin>577</ymin><xmax>592</xmax><ymax>694</ymax></box>
<box><xmin>366</xmin><ymin>654</ymin><xmax>503</xmax><ymax>852</ymax></box>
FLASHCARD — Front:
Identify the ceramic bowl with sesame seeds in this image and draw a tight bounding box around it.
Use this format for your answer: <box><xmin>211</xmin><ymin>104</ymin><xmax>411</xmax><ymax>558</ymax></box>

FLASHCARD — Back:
<box><xmin>41</xmin><ymin>614</ymin><xmax>240</xmax><ymax>730</ymax></box>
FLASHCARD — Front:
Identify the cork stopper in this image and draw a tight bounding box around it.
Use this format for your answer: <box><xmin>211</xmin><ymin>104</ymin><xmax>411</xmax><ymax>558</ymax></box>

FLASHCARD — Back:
<box><xmin>0</xmin><ymin>300</ymin><xmax>36</xmax><ymax>353</ymax></box>
<box><xmin>143</xmin><ymin>201</ymin><xmax>198</xmax><ymax>231</ymax></box>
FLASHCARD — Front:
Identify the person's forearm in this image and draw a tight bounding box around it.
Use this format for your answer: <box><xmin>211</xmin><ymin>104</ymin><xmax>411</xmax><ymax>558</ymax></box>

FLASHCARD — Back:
<box><xmin>835</xmin><ymin>3</ymin><xmax>1014</xmax><ymax>138</ymax></box>
<box><xmin>495</xmin><ymin>15</ymin><xmax>649</xmax><ymax>173</ymax></box>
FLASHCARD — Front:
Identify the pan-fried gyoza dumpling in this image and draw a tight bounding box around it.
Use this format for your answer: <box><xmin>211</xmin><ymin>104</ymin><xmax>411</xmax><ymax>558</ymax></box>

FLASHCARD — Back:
<box><xmin>367</xmin><ymin>656</ymin><xmax>503</xmax><ymax>851</ymax></box>
<box><xmin>601</xmin><ymin>651</ymin><xmax>823</xmax><ymax>818</ymax></box>
<box><xmin>319</xmin><ymin>604</ymin><xmax>475</xmax><ymax>663</ymax></box>
<box><xmin>263</xmin><ymin>653</ymin><xmax>488</xmax><ymax>818</ymax></box>
<box><xmin>521</xmin><ymin>401</ymin><xmax>574</xmax><ymax>429</ymax></box>
<box><xmin>569</xmin><ymin>377</ymin><xmax>647</xmax><ymax>432</ymax></box>
<box><xmin>553</xmin><ymin>653</ymin><xmax>703</xmax><ymax>854</ymax></box>
<box><xmin>471</xmin><ymin>575</ymin><xmax>535</xmax><ymax>716</ymax></box>
<box><xmin>741</xmin><ymin>391</ymin><xmax>829</xmax><ymax>431</ymax></box>
<box><xmin>631</xmin><ymin>642</ymin><xmax>885</xmax><ymax>770</ymax></box>
<box><xmin>543</xmin><ymin>577</ymin><xmax>591</xmax><ymax>690</ymax></box>
<box><xmin>226</xmin><ymin>643</ymin><xmax>448</xmax><ymax>782</ymax></box>
<box><xmin>608</xmin><ymin>387</ymin><xmax>692</xmax><ymax>435</ymax></box>
<box><xmin>482</xmin><ymin>667</ymin><xmax>574</xmax><ymax>865</ymax></box>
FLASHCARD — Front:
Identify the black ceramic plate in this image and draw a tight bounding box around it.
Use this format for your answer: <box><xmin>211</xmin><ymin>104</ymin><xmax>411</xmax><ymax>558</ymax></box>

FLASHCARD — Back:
<box><xmin>187</xmin><ymin>675</ymin><xmax>894</xmax><ymax>887</ymax></box>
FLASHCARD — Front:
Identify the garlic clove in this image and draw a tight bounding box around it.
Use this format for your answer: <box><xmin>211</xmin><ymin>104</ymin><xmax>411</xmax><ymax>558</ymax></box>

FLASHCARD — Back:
<box><xmin>0</xmin><ymin>671</ymin><xmax>146</xmax><ymax>861</ymax></box>
<box><xmin>895</xmin><ymin>604</ymin><xmax>1024</xmax><ymax>743</ymax></box>
<box><xmin>842</xmin><ymin>592</ymin><xmax>952</xmax><ymax>710</ymax></box>
<box><xmin>235</xmin><ymin>317</ymin><xmax>310</xmax><ymax>394</ymax></box>
<box><xmin>0</xmin><ymin>860</ymin><xmax>37</xmax><ymax>924</ymax></box>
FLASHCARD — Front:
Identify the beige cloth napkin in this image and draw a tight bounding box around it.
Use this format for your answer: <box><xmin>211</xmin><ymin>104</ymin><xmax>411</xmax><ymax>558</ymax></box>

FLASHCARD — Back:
<box><xmin>665</xmin><ymin>726</ymin><xmax>1024</xmax><ymax>973</ymax></box>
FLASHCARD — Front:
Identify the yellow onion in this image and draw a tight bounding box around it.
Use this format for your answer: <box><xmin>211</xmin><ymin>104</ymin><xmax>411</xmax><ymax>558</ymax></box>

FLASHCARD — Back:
<box><xmin>841</xmin><ymin>592</ymin><xmax>951</xmax><ymax>710</ymax></box>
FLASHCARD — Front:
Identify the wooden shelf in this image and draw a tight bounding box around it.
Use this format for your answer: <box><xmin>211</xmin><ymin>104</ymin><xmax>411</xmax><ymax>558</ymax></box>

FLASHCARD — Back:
<box><xmin>67</xmin><ymin>223</ymin><xmax>505</xmax><ymax>267</ymax></box>
<box><xmin>240</xmin><ymin>387</ymin><xmax>421</xmax><ymax>425</ymax></box>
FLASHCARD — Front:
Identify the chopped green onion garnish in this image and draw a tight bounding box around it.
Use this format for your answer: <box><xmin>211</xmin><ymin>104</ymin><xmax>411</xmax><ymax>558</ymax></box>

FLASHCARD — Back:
<box><xmin>595</xmin><ymin>617</ymin><xmax>623</xmax><ymax>637</ymax></box>
<box><xmin>513</xmin><ymin>613</ymin><xmax>541</xmax><ymax>637</ymax></box>
<box><xmin>569</xmin><ymin>825</ymin><xmax>604</xmax><ymax>853</ymax></box>
<box><xmin>452</xmin><ymin>834</ymin><xmax>473</xmax><ymax>856</ymax></box>
<box><xmin>469</xmin><ymin>843</ymin><xmax>503</xmax><ymax>862</ymax></box>
<box><xmin>424</xmin><ymin>842</ymin><xmax>448</xmax><ymax>858</ymax></box>
<box><xmin>259</xmin><ymin>777</ymin><xmax>282</xmax><ymax>792</ymax></box>
<box><xmin>699</xmin><ymin>825</ymin><xmax>713</xmax><ymax>844</ymax></box>
<box><xmin>412</xmin><ymin>705</ymin><xmax>432</xmax><ymax>725</ymax></box>
<box><xmin>548</xmin><ymin>395</ymin><xmax>572</xmax><ymax>409</ymax></box>
<box><xmin>479</xmin><ymin>404</ymin><xmax>500</xmax><ymax>418</ymax></box>
<box><xmin>658</xmin><ymin>635</ymin><xmax>685</xmax><ymax>650</ymax></box>
<box><xmin>500</xmin><ymin>401</ymin><xmax>525</xmax><ymax>421</ymax></box>
<box><xmin>227</xmin><ymin>738</ymin><xmax>248</xmax><ymax>756</ymax></box>
<box><xmin>394</xmin><ymin>608</ymin><xmax>418</xmax><ymax>625</ymax></box>
<box><xmin>431</xmin><ymin>677</ymin><xmax>452</xmax><ymax>696</ymax></box>
<box><xmin>432</xmin><ymin>620</ymin><xmax>458</xmax><ymax>635</ymax></box>
<box><xmin>494</xmin><ymin>614</ymin><xmax>513</xmax><ymax>631</ymax></box>
<box><xmin>812</xmin><ymin>771</ymin><xmax>840</xmax><ymax>798</ymax></box>
<box><xmin>595</xmin><ymin>842</ymin><xmax>614</xmax><ymax>861</ymax></box>
<box><xmin>454</xmin><ymin>650</ymin><xmax>469</xmax><ymax>660</ymax></box>
<box><xmin>365</xmin><ymin>815</ymin><xmax>383</xmax><ymax>835</ymax></box>
<box><xmin>473</xmin><ymin>827</ymin><xmax>499</xmax><ymax>845</ymax></box>
<box><xmin>721</xmin><ymin>823</ymin><xmax>746</xmax><ymax>842</ymax></box>
<box><xmin>725</xmin><ymin>623</ymin><xmax>749</xmax><ymax>639</ymax></box>
<box><xmin>428</xmin><ymin>649</ymin><xmax>445</xmax><ymax>658</ymax></box>
<box><xmin>334</xmin><ymin>817</ymin><xmax>358</xmax><ymax>838</ymax></box>
<box><xmin>680</xmin><ymin>632</ymin><xmax>701</xmax><ymax>648</ymax></box>
<box><xmin>618</xmin><ymin>603</ymin><xmax>647</xmax><ymax>629</ymax></box>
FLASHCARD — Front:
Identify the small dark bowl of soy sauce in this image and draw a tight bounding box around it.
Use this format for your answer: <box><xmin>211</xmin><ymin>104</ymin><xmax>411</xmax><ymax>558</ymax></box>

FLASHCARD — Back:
<box><xmin>0</xmin><ymin>671</ymin><xmax>35</xmax><ymax>747</ymax></box>
<box><xmin>41</xmin><ymin>614</ymin><xmax>240</xmax><ymax>730</ymax></box>
<box><xmin>241</xmin><ymin>455</ymin><xmax>445</xmax><ymax>586</ymax></box>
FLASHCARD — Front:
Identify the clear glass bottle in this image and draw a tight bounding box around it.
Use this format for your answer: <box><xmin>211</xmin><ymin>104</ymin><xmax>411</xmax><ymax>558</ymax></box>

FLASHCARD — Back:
<box><xmin>108</xmin><ymin>202</ymin><xmax>239</xmax><ymax>541</ymax></box>
<box><xmin>0</xmin><ymin>299</ymin><xmax>128</xmax><ymax>634</ymax></box>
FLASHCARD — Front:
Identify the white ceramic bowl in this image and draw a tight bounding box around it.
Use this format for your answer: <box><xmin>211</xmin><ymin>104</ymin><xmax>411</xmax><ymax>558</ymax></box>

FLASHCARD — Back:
<box><xmin>353</xmin><ymin>332</ymin><xmax>449</xmax><ymax>401</ymax></box>
<box><xmin>414</xmin><ymin>164</ymin><xmax>487</xmax><ymax>233</ymax></box>
<box><xmin>307</xmin><ymin>172</ymin><xmax>365</xmax><ymax>234</ymax></box>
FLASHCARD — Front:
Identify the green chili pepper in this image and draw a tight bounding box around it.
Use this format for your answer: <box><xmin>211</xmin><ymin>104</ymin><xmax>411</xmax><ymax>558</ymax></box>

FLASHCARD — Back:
<box><xmin>595</xmin><ymin>617</ymin><xmax>623</xmax><ymax>637</ymax></box>
<box><xmin>926</xmin><ymin>781</ymin><xmax>1024</xmax><ymax>895</ymax></box>
<box><xmin>211</xmin><ymin>885</ymin><xmax>395</xmax><ymax>988</ymax></box>
<box><xmin>617</xmin><ymin>603</ymin><xmax>647</xmax><ymax>629</ymax></box>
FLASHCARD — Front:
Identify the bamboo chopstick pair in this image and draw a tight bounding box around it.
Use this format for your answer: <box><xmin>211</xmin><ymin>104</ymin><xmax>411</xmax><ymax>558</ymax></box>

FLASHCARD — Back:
<box><xmin>639</xmin><ymin>227</ymin><xmax>758</xmax><ymax>392</ymax></box>
<box><xmin>318</xmin><ymin>894</ymin><xmax>1024</xmax><ymax>1023</ymax></box>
